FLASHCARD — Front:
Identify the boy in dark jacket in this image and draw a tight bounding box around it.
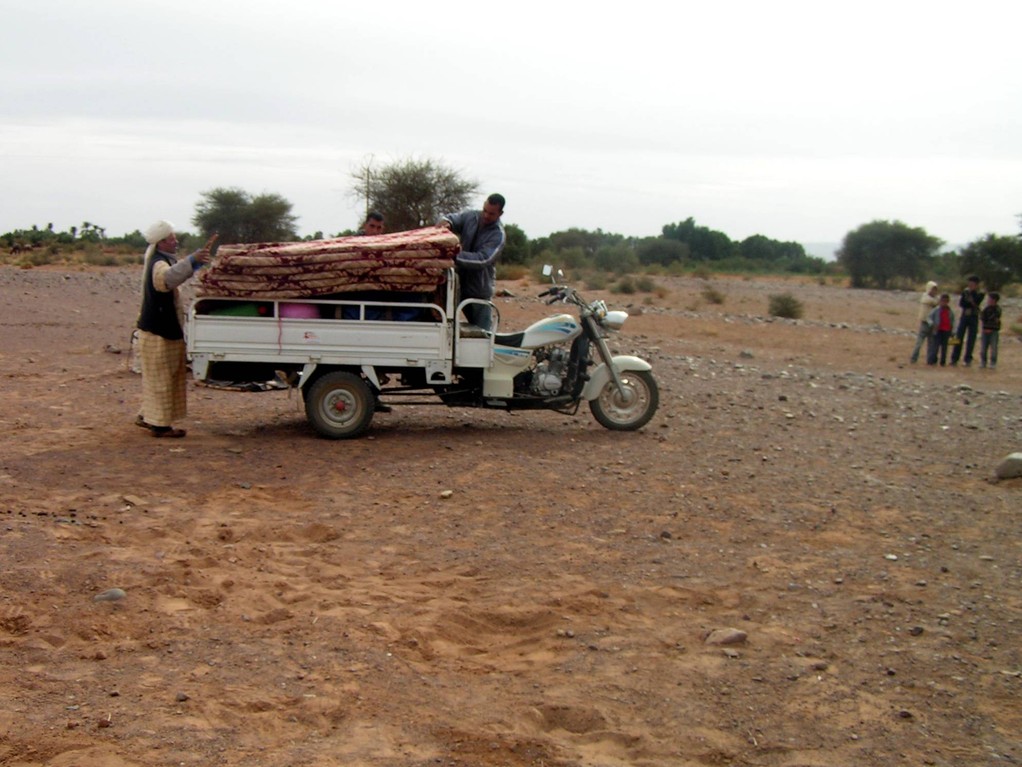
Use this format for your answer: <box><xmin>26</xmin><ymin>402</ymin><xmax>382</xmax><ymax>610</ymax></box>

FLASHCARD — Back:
<box><xmin>950</xmin><ymin>275</ymin><xmax>984</xmax><ymax>366</ymax></box>
<box><xmin>979</xmin><ymin>292</ymin><xmax>1002</xmax><ymax>369</ymax></box>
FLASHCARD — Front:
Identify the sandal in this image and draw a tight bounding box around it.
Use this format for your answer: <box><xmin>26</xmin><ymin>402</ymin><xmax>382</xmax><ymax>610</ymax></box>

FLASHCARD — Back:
<box><xmin>151</xmin><ymin>426</ymin><xmax>187</xmax><ymax>439</ymax></box>
<box><xmin>134</xmin><ymin>415</ymin><xmax>150</xmax><ymax>429</ymax></box>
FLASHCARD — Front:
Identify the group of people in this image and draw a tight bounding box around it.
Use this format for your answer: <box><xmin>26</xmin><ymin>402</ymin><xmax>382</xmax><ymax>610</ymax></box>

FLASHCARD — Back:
<box><xmin>134</xmin><ymin>195</ymin><xmax>507</xmax><ymax>438</ymax></box>
<box><xmin>910</xmin><ymin>276</ymin><xmax>1003</xmax><ymax>368</ymax></box>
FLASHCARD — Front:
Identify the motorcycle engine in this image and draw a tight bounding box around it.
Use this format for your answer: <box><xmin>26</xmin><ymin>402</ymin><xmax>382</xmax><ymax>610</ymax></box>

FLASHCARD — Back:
<box><xmin>530</xmin><ymin>347</ymin><xmax>570</xmax><ymax>396</ymax></box>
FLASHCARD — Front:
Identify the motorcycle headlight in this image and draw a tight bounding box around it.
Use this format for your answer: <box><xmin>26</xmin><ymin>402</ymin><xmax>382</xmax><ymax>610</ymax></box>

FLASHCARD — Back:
<box><xmin>602</xmin><ymin>310</ymin><xmax>628</xmax><ymax>331</ymax></box>
<box><xmin>591</xmin><ymin>300</ymin><xmax>608</xmax><ymax>320</ymax></box>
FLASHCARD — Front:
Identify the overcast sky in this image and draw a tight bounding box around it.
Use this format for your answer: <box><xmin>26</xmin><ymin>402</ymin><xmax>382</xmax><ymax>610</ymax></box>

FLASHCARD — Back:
<box><xmin>2</xmin><ymin>0</ymin><xmax>1020</xmax><ymax>252</ymax></box>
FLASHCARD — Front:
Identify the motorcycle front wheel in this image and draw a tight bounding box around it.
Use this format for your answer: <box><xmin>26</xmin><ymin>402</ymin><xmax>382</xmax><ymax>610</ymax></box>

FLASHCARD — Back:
<box><xmin>589</xmin><ymin>369</ymin><xmax>659</xmax><ymax>431</ymax></box>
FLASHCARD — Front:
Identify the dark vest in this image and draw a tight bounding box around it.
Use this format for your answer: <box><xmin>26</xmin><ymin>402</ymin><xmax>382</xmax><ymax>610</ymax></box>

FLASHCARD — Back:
<box><xmin>137</xmin><ymin>251</ymin><xmax>183</xmax><ymax>340</ymax></box>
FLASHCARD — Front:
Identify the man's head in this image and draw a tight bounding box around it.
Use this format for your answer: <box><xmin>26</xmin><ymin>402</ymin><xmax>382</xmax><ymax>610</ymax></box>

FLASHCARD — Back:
<box><xmin>988</xmin><ymin>291</ymin><xmax>1000</xmax><ymax>304</ymax></box>
<box><xmin>926</xmin><ymin>280</ymin><xmax>938</xmax><ymax>295</ymax></box>
<box><xmin>939</xmin><ymin>293</ymin><xmax>950</xmax><ymax>304</ymax></box>
<box><xmin>481</xmin><ymin>193</ymin><xmax>505</xmax><ymax>226</ymax></box>
<box><xmin>145</xmin><ymin>220</ymin><xmax>177</xmax><ymax>254</ymax></box>
<box><xmin>967</xmin><ymin>275</ymin><xmax>980</xmax><ymax>288</ymax></box>
<box><xmin>362</xmin><ymin>211</ymin><xmax>384</xmax><ymax>235</ymax></box>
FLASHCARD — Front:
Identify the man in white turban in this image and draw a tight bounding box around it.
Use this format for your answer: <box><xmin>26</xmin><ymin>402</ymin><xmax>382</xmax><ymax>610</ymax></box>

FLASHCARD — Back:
<box><xmin>135</xmin><ymin>220</ymin><xmax>213</xmax><ymax>437</ymax></box>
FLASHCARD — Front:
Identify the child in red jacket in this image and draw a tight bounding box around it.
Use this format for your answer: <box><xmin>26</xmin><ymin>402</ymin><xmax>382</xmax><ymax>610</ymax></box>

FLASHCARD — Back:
<box><xmin>926</xmin><ymin>294</ymin><xmax>955</xmax><ymax>366</ymax></box>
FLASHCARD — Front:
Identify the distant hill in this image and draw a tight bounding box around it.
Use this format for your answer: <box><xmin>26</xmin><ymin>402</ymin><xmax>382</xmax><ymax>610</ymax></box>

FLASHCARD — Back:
<box><xmin>802</xmin><ymin>242</ymin><xmax>839</xmax><ymax>261</ymax></box>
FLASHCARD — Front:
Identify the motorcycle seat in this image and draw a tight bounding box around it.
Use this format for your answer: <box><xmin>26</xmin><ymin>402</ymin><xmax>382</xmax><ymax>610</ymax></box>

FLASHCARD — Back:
<box><xmin>493</xmin><ymin>331</ymin><xmax>525</xmax><ymax>348</ymax></box>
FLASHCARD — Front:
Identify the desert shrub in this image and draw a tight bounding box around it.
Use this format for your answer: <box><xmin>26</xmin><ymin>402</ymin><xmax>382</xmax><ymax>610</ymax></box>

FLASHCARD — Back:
<box><xmin>701</xmin><ymin>284</ymin><xmax>726</xmax><ymax>305</ymax></box>
<box><xmin>584</xmin><ymin>272</ymin><xmax>608</xmax><ymax>291</ymax></box>
<box><xmin>768</xmin><ymin>292</ymin><xmax>804</xmax><ymax>319</ymax></box>
<box><xmin>496</xmin><ymin>264</ymin><xmax>529</xmax><ymax>281</ymax></box>
<box><xmin>636</xmin><ymin>275</ymin><xmax>657</xmax><ymax>293</ymax></box>
<box><xmin>21</xmin><ymin>249</ymin><xmax>60</xmax><ymax>267</ymax></box>
<box><xmin>612</xmin><ymin>276</ymin><xmax>636</xmax><ymax>294</ymax></box>
<box><xmin>654</xmin><ymin>285</ymin><xmax>670</xmax><ymax>299</ymax></box>
<box><xmin>84</xmin><ymin>250</ymin><xmax>120</xmax><ymax>266</ymax></box>
<box><xmin>691</xmin><ymin>264</ymin><xmax>713</xmax><ymax>280</ymax></box>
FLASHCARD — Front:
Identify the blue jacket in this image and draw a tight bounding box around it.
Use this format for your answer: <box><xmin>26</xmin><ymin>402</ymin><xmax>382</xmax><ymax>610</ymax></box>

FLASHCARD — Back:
<box><xmin>443</xmin><ymin>210</ymin><xmax>505</xmax><ymax>300</ymax></box>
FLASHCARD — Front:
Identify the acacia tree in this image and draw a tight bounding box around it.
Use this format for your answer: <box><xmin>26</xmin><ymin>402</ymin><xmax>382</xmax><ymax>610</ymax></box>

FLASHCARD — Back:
<box><xmin>662</xmin><ymin>217</ymin><xmax>735</xmax><ymax>261</ymax></box>
<box><xmin>957</xmin><ymin>234</ymin><xmax>1022</xmax><ymax>291</ymax></box>
<box><xmin>501</xmin><ymin>223</ymin><xmax>530</xmax><ymax>265</ymax></box>
<box><xmin>192</xmin><ymin>187</ymin><xmax>298</xmax><ymax>244</ymax></box>
<box><xmin>349</xmin><ymin>157</ymin><xmax>478</xmax><ymax>232</ymax></box>
<box><xmin>837</xmin><ymin>220</ymin><xmax>943</xmax><ymax>289</ymax></box>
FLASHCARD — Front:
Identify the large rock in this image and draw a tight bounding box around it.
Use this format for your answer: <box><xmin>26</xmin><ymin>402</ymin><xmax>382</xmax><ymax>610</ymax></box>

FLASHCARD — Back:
<box><xmin>704</xmin><ymin>628</ymin><xmax>748</xmax><ymax>646</ymax></box>
<box><xmin>995</xmin><ymin>453</ymin><xmax>1022</xmax><ymax>480</ymax></box>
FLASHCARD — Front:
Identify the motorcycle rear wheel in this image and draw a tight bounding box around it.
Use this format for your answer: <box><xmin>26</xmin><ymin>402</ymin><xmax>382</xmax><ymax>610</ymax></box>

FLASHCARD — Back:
<box><xmin>589</xmin><ymin>369</ymin><xmax>658</xmax><ymax>431</ymax></box>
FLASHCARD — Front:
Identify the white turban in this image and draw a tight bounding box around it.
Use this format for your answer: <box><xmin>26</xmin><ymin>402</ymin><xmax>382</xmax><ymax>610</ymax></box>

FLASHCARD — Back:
<box><xmin>141</xmin><ymin>219</ymin><xmax>176</xmax><ymax>291</ymax></box>
<box><xmin>144</xmin><ymin>219</ymin><xmax>175</xmax><ymax>244</ymax></box>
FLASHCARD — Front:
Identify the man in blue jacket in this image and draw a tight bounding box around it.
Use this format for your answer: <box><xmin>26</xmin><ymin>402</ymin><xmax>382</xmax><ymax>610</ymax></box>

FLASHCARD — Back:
<box><xmin>439</xmin><ymin>193</ymin><xmax>506</xmax><ymax>330</ymax></box>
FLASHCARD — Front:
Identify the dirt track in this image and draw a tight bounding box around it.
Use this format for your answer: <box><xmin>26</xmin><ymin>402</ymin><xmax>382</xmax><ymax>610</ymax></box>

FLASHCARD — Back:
<box><xmin>1</xmin><ymin>266</ymin><xmax>1020</xmax><ymax>767</ymax></box>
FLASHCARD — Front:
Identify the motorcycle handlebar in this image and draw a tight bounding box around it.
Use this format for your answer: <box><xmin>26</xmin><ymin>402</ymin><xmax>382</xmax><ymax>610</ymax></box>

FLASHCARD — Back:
<box><xmin>538</xmin><ymin>285</ymin><xmax>582</xmax><ymax>305</ymax></box>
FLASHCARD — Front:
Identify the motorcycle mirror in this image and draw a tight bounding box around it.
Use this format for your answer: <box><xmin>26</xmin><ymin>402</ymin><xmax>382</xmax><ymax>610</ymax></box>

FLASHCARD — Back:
<box><xmin>542</xmin><ymin>264</ymin><xmax>553</xmax><ymax>279</ymax></box>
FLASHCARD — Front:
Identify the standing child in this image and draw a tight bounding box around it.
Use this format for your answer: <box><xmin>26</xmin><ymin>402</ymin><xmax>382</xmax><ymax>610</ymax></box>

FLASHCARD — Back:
<box><xmin>926</xmin><ymin>294</ymin><xmax>955</xmax><ymax>366</ymax></box>
<box><xmin>979</xmin><ymin>292</ymin><xmax>1002</xmax><ymax>369</ymax></box>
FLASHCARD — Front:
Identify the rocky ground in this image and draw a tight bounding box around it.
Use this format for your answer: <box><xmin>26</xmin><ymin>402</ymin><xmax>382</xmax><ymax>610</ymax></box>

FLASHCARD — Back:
<box><xmin>0</xmin><ymin>265</ymin><xmax>1020</xmax><ymax>767</ymax></box>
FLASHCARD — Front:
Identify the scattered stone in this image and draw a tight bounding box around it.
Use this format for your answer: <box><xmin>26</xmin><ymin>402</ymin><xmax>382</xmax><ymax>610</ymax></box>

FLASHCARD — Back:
<box><xmin>122</xmin><ymin>495</ymin><xmax>145</xmax><ymax>508</ymax></box>
<box><xmin>704</xmin><ymin>628</ymin><xmax>747</xmax><ymax>646</ymax></box>
<box><xmin>909</xmin><ymin>626</ymin><xmax>924</xmax><ymax>636</ymax></box>
<box><xmin>994</xmin><ymin>453</ymin><xmax>1022</xmax><ymax>480</ymax></box>
<box><xmin>93</xmin><ymin>588</ymin><xmax>126</xmax><ymax>602</ymax></box>
<box><xmin>175</xmin><ymin>692</ymin><xmax>190</xmax><ymax>702</ymax></box>
<box><xmin>439</xmin><ymin>490</ymin><xmax>454</xmax><ymax>499</ymax></box>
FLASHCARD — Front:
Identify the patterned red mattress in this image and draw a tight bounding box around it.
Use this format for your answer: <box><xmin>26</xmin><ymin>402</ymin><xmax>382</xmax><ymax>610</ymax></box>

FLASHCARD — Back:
<box><xmin>196</xmin><ymin>226</ymin><xmax>460</xmax><ymax>299</ymax></box>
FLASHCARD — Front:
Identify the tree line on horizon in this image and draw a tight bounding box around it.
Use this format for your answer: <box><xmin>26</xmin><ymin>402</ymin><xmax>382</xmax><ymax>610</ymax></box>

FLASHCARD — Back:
<box><xmin>3</xmin><ymin>157</ymin><xmax>1021</xmax><ymax>290</ymax></box>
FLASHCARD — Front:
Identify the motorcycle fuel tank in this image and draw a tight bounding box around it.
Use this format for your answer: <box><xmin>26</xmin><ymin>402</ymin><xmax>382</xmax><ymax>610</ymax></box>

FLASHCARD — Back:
<box><xmin>518</xmin><ymin>314</ymin><xmax>582</xmax><ymax>348</ymax></box>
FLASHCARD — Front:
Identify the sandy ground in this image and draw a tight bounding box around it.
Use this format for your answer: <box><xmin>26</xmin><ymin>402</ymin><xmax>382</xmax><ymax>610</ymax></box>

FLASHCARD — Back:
<box><xmin>1</xmin><ymin>265</ymin><xmax>1020</xmax><ymax>767</ymax></box>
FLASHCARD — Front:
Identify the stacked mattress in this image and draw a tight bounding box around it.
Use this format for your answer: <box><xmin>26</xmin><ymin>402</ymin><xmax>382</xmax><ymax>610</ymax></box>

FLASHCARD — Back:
<box><xmin>196</xmin><ymin>226</ymin><xmax>460</xmax><ymax>299</ymax></box>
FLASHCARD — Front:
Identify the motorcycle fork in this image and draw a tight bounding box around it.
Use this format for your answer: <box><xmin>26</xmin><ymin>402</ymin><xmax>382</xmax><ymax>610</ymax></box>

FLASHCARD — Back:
<box><xmin>585</xmin><ymin>316</ymin><xmax>626</xmax><ymax>396</ymax></box>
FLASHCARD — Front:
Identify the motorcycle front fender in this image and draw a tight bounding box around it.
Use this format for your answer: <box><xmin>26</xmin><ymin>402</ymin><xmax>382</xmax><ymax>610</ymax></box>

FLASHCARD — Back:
<box><xmin>582</xmin><ymin>356</ymin><xmax>653</xmax><ymax>401</ymax></box>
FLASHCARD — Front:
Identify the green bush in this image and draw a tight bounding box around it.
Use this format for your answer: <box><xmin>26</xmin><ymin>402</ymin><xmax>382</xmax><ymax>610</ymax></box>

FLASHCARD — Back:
<box><xmin>635</xmin><ymin>275</ymin><xmax>656</xmax><ymax>293</ymax></box>
<box><xmin>612</xmin><ymin>276</ymin><xmax>636</xmax><ymax>294</ymax></box>
<box><xmin>768</xmin><ymin>292</ymin><xmax>804</xmax><ymax>319</ymax></box>
<box><xmin>584</xmin><ymin>271</ymin><xmax>609</xmax><ymax>291</ymax></box>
